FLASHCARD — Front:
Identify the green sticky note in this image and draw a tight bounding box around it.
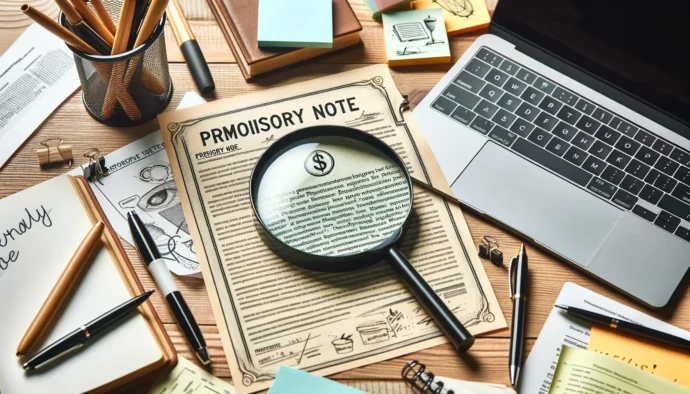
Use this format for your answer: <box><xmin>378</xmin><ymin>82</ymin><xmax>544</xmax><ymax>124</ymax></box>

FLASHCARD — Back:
<box><xmin>258</xmin><ymin>0</ymin><xmax>333</xmax><ymax>48</ymax></box>
<box><xmin>268</xmin><ymin>366</ymin><xmax>366</xmax><ymax>394</ymax></box>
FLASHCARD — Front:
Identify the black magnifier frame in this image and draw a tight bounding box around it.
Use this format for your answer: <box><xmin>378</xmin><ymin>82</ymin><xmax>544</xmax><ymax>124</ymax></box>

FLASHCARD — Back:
<box><xmin>249</xmin><ymin>125</ymin><xmax>474</xmax><ymax>353</ymax></box>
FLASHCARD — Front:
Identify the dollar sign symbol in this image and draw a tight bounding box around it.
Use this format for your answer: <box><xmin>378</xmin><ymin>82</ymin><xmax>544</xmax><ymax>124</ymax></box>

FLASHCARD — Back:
<box><xmin>312</xmin><ymin>152</ymin><xmax>328</xmax><ymax>173</ymax></box>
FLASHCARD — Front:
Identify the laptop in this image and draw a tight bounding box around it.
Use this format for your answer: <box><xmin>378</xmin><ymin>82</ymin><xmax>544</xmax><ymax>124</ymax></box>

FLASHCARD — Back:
<box><xmin>414</xmin><ymin>0</ymin><xmax>690</xmax><ymax>308</ymax></box>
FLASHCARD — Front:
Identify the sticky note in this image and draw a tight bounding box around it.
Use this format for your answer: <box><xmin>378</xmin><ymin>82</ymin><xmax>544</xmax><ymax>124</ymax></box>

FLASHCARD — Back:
<box><xmin>257</xmin><ymin>0</ymin><xmax>333</xmax><ymax>48</ymax></box>
<box><xmin>267</xmin><ymin>365</ymin><xmax>365</xmax><ymax>394</ymax></box>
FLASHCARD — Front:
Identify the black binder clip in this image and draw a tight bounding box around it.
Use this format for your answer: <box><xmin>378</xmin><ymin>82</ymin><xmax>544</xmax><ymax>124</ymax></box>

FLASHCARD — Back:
<box><xmin>82</xmin><ymin>148</ymin><xmax>109</xmax><ymax>185</ymax></box>
<box><xmin>478</xmin><ymin>236</ymin><xmax>503</xmax><ymax>266</ymax></box>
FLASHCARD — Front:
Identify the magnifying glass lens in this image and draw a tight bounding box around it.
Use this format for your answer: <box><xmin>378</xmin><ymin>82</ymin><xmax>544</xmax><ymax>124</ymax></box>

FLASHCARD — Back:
<box><xmin>255</xmin><ymin>136</ymin><xmax>412</xmax><ymax>256</ymax></box>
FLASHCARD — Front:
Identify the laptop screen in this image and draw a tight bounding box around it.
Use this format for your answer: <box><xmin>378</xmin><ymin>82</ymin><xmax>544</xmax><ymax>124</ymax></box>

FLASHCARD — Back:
<box><xmin>492</xmin><ymin>0</ymin><xmax>690</xmax><ymax>128</ymax></box>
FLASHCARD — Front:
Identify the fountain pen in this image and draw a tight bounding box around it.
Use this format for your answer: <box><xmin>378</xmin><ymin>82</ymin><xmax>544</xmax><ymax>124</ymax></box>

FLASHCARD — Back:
<box><xmin>127</xmin><ymin>211</ymin><xmax>211</xmax><ymax>365</ymax></box>
<box><xmin>509</xmin><ymin>244</ymin><xmax>529</xmax><ymax>386</ymax></box>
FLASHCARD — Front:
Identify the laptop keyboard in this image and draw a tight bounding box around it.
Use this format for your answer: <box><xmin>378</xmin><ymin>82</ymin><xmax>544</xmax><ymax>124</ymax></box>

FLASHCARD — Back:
<box><xmin>430</xmin><ymin>47</ymin><xmax>690</xmax><ymax>244</ymax></box>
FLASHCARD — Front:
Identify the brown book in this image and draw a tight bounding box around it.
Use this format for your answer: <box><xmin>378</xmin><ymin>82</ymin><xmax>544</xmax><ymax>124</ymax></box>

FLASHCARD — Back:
<box><xmin>207</xmin><ymin>0</ymin><xmax>362</xmax><ymax>80</ymax></box>
<box><xmin>0</xmin><ymin>175</ymin><xmax>175</xmax><ymax>393</ymax></box>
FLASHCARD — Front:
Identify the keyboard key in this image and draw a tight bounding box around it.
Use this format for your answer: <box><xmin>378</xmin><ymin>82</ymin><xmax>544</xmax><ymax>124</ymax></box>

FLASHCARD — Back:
<box><xmin>553</xmin><ymin>87</ymin><xmax>578</xmax><ymax>106</ymax></box>
<box><xmin>576</xmin><ymin>115</ymin><xmax>601</xmax><ymax>135</ymax></box>
<box><xmin>431</xmin><ymin>97</ymin><xmax>457</xmax><ymax>116</ymax></box>
<box><xmin>450</xmin><ymin>106</ymin><xmax>476</xmax><ymax>125</ymax></box>
<box><xmin>625</xmin><ymin>159</ymin><xmax>651</xmax><ymax>180</ymax></box>
<box><xmin>633</xmin><ymin>205</ymin><xmax>657</xmax><ymax>221</ymax></box>
<box><xmin>475</xmin><ymin>99</ymin><xmax>500</xmax><ymax>118</ymax></box>
<box><xmin>635</xmin><ymin>146</ymin><xmax>660</xmax><ymax>166</ymax></box>
<box><xmin>652</xmin><ymin>139</ymin><xmax>674</xmax><ymax>155</ymax></box>
<box><xmin>583</xmin><ymin>156</ymin><xmax>606</xmax><ymax>176</ymax></box>
<box><xmin>515</xmin><ymin>102</ymin><xmax>540</xmax><ymax>122</ymax></box>
<box><xmin>520</xmin><ymin>86</ymin><xmax>545</xmax><ymax>106</ymax></box>
<box><xmin>672</xmin><ymin>183</ymin><xmax>690</xmax><ymax>204</ymax></box>
<box><xmin>658</xmin><ymin>210</ymin><xmax>681</xmax><ymax>227</ymax></box>
<box><xmin>676</xmin><ymin>226</ymin><xmax>690</xmax><ymax>242</ymax></box>
<box><xmin>489</xmin><ymin>126</ymin><xmax>518</xmax><ymax>147</ymax></box>
<box><xmin>589</xmin><ymin>141</ymin><xmax>613</xmax><ymax>160</ymax></box>
<box><xmin>587</xmin><ymin>177</ymin><xmax>617</xmax><ymax>199</ymax></box>
<box><xmin>670</xmin><ymin>148</ymin><xmax>690</xmax><ymax>166</ymax></box>
<box><xmin>476</xmin><ymin>48</ymin><xmax>503</xmax><ymax>66</ymax></box>
<box><xmin>633</xmin><ymin>129</ymin><xmax>655</xmax><ymax>147</ymax></box>
<box><xmin>512</xmin><ymin>138</ymin><xmax>592</xmax><ymax>187</ymax></box>
<box><xmin>485</xmin><ymin>68</ymin><xmax>510</xmax><ymax>88</ymax></box>
<box><xmin>443</xmin><ymin>84</ymin><xmax>481</xmax><ymax>109</ymax></box>
<box><xmin>545</xmin><ymin>137</ymin><xmax>570</xmax><ymax>157</ymax></box>
<box><xmin>574</xmin><ymin>98</ymin><xmax>595</xmax><ymax>115</ymax></box>
<box><xmin>555</xmin><ymin>106</ymin><xmax>582</xmax><ymax>125</ymax></box>
<box><xmin>492</xmin><ymin>109</ymin><xmax>517</xmax><ymax>129</ymax></box>
<box><xmin>639</xmin><ymin>184</ymin><xmax>663</xmax><ymax>205</ymax></box>
<box><xmin>654</xmin><ymin>216</ymin><xmax>679</xmax><ymax>233</ymax></box>
<box><xmin>595</xmin><ymin>125</ymin><xmax>622</xmax><ymax>146</ymax></box>
<box><xmin>645</xmin><ymin>168</ymin><xmax>662</xmax><ymax>184</ymax></box>
<box><xmin>674</xmin><ymin>166</ymin><xmax>690</xmax><ymax>186</ymax></box>
<box><xmin>621</xmin><ymin>175</ymin><xmax>645</xmax><ymax>195</ymax></box>
<box><xmin>572</xmin><ymin>132</ymin><xmax>595</xmax><ymax>150</ymax></box>
<box><xmin>504</xmin><ymin>77</ymin><xmax>528</xmax><ymax>96</ymax></box>
<box><xmin>658</xmin><ymin>194</ymin><xmax>690</xmax><ymax>221</ymax></box>
<box><xmin>479</xmin><ymin>84</ymin><xmax>503</xmax><ymax>103</ymax></box>
<box><xmin>510</xmin><ymin>118</ymin><xmax>534</xmax><ymax>137</ymax></box>
<box><xmin>527</xmin><ymin>128</ymin><xmax>552</xmax><ymax>147</ymax></box>
<box><xmin>466</xmin><ymin>58</ymin><xmax>492</xmax><ymax>78</ymax></box>
<box><xmin>606</xmin><ymin>149</ymin><xmax>631</xmax><ymax>169</ymax></box>
<box><xmin>609</xmin><ymin>117</ymin><xmax>622</xmax><ymax>130</ymax></box>
<box><xmin>602</xmin><ymin>165</ymin><xmax>625</xmax><ymax>185</ymax></box>
<box><xmin>611</xmin><ymin>189</ymin><xmax>638</xmax><ymax>210</ymax></box>
<box><xmin>498</xmin><ymin>59</ymin><xmax>519</xmax><ymax>75</ymax></box>
<box><xmin>538</xmin><ymin>96</ymin><xmax>563</xmax><ymax>115</ymax></box>
<box><xmin>655</xmin><ymin>156</ymin><xmax>680</xmax><ymax>176</ymax></box>
<box><xmin>515</xmin><ymin>68</ymin><xmax>537</xmax><ymax>84</ymax></box>
<box><xmin>534</xmin><ymin>111</ymin><xmax>558</xmax><ymax>131</ymax></box>
<box><xmin>552</xmin><ymin>122</ymin><xmax>578</xmax><ymax>142</ymax></box>
<box><xmin>592</xmin><ymin>107</ymin><xmax>613</xmax><ymax>124</ymax></box>
<box><xmin>654</xmin><ymin>173</ymin><xmax>677</xmax><ymax>193</ymax></box>
<box><xmin>615</xmin><ymin>136</ymin><xmax>641</xmax><ymax>156</ymax></box>
<box><xmin>616</xmin><ymin>119</ymin><xmax>639</xmax><ymax>136</ymax></box>
<box><xmin>564</xmin><ymin>146</ymin><xmax>588</xmax><ymax>166</ymax></box>
<box><xmin>469</xmin><ymin>116</ymin><xmax>495</xmax><ymax>135</ymax></box>
<box><xmin>454</xmin><ymin>71</ymin><xmax>486</xmax><ymax>94</ymax></box>
<box><xmin>533</xmin><ymin>76</ymin><xmax>556</xmax><ymax>94</ymax></box>
<box><xmin>496</xmin><ymin>93</ymin><xmax>522</xmax><ymax>112</ymax></box>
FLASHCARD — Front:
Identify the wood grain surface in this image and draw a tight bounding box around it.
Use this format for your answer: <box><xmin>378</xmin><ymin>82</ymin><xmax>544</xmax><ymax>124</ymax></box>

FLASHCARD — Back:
<box><xmin>1</xmin><ymin>0</ymin><xmax>689</xmax><ymax>392</ymax></box>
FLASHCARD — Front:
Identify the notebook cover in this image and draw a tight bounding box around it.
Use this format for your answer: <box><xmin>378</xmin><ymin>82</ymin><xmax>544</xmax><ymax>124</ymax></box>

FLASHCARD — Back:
<box><xmin>257</xmin><ymin>0</ymin><xmax>333</xmax><ymax>48</ymax></box>
<box><xmin>211</xmin><ymin>0</ymin><xmax>360</xmax><ymax>65</ymax></box>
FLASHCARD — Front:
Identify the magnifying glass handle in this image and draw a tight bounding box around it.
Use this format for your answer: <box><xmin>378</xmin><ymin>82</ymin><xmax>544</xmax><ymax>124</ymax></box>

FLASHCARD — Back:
<box><xmin>387</xmin><ymin>247</ymin><xmax>475</xmax><ymax>353</ymax></box>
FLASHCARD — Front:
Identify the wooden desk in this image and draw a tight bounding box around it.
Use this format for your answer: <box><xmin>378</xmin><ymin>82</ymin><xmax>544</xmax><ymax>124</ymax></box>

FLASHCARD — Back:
<box><xmin>1</xmin><ymin>0</ymin><xmax>689</xmax><ymax>391</ymax></box>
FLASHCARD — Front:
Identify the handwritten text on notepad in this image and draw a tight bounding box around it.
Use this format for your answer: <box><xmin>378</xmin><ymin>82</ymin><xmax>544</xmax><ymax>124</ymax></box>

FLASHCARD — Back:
<box><xmin>0</xmin><ymin>205</ymin><xmax>52</xmax><ymax>272</ymax></box>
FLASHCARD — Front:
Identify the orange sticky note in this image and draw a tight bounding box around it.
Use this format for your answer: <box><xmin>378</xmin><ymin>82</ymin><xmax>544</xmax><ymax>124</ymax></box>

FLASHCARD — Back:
<box><xmin>588</xmin><ymin>326</ymin><xmax>690</xmax><ymax>386</ymax></box>
<box><xmin>412</xmin><ymin>0</ymin><xmax>491</xmax><ymax>36</ymax></box>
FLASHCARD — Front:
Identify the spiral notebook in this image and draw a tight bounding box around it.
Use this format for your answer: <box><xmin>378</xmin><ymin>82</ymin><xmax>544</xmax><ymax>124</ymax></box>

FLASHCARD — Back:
<box><xmin>402</xmin><ymin>361</ymin><xmax>516</xmax><ymax>394</ymax></box>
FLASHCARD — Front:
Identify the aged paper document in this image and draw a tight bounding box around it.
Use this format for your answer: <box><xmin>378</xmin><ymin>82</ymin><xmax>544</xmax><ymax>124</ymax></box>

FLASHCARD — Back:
<box><xmin>159</xmin><ymin>65</ymin><xmax>505</xmax><ymax>394</ymax></box>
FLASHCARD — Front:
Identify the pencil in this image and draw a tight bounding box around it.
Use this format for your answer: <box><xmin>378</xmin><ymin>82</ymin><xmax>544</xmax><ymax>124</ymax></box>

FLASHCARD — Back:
<box><xmin>89</xmin><ymin>0</ymin><xmax>117</xmax><ymax>35</ymax></box>
<box><xmin>133</xmin><ymin>0</ymin><xmax>168</xmax><ymax>48</ymax></box>
<box><xmin>55</xmin><ymin>0</ymin><xmax>111</xmax><ymax>55</ymax></box>
<box><xmin>16</xmin><ymin>222</ymin><xmax>105</xmax><ymax>357</ymax></box>
<box><xmin>21</xmin><ymin>4</ymin><xmax>98</xmax><ymax>55</ymax></box>
<box><xmin>70</xmin><ymin>0</ymin><xmax>115</xmax><ymax>46</ymax></box>
<box><xmin>168</xmin><ymin>0</ymin><xmax>214</xmax><ymax>93</ymax></box>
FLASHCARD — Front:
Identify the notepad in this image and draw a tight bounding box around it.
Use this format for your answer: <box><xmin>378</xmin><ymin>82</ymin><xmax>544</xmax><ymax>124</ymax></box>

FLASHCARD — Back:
<box><xmin>412</xmin><ymin>0</ymin><xmax>491</xmax><ymax>36</ymax></box>
<box><xmin>257</xmin><ymin>0</ymin><xmax>333</xmax><ymax>48</ymax></box>
<box><xmin>0</xmin><ymin>175</ymin><xmax>175</xmax><ymax>393</ymax></box>
<box><xmin>383</xmin><ymin>8</ymin><xmax>451</xmax><ymax>66</ymax></box>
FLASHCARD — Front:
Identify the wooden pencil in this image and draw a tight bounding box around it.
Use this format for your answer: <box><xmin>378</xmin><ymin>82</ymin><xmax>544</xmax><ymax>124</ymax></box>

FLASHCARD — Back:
<box><xmin>70</xmin><ymin>0</ymin><xmax>115</xmax><ymax>46</ymax></box>
<box><xmin>55</xmin><ymin>0</ymin><xmax>112</xmax><ymax>55</ymax></box>
<box><xmin>89</xmin><ymin>0</ymin><xmax>117</xmax><ymax>35</ymax></box>
<box><xmin>133</xmin><ymin>0</ymin><xmax>169</xmax><ymax>48</ymax></box>
<box><xmin>21</xmin><ymin>4</ymin><xmax>98</xmax><ymax>54</ymax></box>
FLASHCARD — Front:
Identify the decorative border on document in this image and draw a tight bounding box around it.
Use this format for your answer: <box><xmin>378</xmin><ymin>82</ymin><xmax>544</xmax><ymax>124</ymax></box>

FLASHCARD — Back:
<box><xmin>170</xmin><ymin>77</ymin><xmax>495</xmax><ymax>386</ymax></box>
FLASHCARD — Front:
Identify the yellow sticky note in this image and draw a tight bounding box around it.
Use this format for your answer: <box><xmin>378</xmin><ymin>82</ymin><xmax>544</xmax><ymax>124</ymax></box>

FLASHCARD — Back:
<box><xmin>588</xmin><ymin>326</ymin><xmax>690</xmax><ymax>386</ymax></box>
<box><xmin>412</xmin><ymin>0</ymin><xmax>491</xmax><ymax>36</ymax></box>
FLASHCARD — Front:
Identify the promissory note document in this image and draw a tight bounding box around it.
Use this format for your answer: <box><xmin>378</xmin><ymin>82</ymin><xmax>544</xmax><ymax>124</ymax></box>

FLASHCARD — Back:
<box><xmin>159</xmin><ymin>65</ymin><xmax>505</xmax><ymax>394</ymax></box>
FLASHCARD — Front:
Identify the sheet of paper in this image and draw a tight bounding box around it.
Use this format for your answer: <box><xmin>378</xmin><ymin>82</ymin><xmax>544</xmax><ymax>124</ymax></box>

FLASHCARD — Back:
<box><xmin>518</xmin><ymin>282</ymin><xmax>690</xmax><ymax>393</ymax></box>
<box><xmin>436</xmin><ymin>376</ymin><xmax>516</xmax><ymax>393</ymax></box>
<box><xmin>268</xmin><ymin>365</ymin><xmax>365</xmax><ymax>394</ymax></box>
<box><xmin>149</xmin><ymin>356</ymin><xmax>235</xmax><ymax>394</ymax></box>
<box><xmin>69</xmin><ymin>91</ymin><xmax>207</xmax><ymax>276</ymax></box>
<box><xmin>0</xmin><ymin>23</ymin><xmax>80</xmax><ymax>169</ymax></box>
<box><xmin>588</xmin><ymin>326</ymin><xmax>690</xmax><ymax>385</ymax></box>
<box><xmin>550</xmin><ymin>347</ymin><xmax>690</xmax><ymax>394</ymax></box>
<box><xmin>159</xmin><ymin>65</ymin><xmax>505</xmax><ymax>394</ymax></box>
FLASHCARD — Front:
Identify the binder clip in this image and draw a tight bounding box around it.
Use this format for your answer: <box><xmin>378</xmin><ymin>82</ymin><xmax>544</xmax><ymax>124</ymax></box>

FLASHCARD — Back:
<box><xmin>82</xmin><ymin>148</ymin><xmax>109</xmax><ymax>185</ymax></box>
<box><xmin>36</xmin><ymin>139</ymin><xmax>73</xmax><ymax>168</ymax></box>
<box><xmin>478</xmin><ymin>236</ymin><xmax>503</xmax><ymax>266</ymax></box>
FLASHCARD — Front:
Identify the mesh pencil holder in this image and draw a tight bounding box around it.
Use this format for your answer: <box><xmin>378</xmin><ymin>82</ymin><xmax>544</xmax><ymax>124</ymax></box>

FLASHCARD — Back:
<box><xmin>59</xmin><ymin>9</ymin><xmax>173</xmax><ymax>127</ymax></box>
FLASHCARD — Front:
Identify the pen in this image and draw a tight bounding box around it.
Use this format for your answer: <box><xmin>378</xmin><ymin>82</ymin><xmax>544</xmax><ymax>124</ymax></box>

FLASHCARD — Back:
<box><xmin>127</xmin><ymin>211</ymin><xmax>211</xmax><ymax>365</ymax></box>
<box><xmin>555</xmin><ymin>305</ymin><xmax>690</xmax><ymax>350</ymax></box>
<box><xmin>509</xmin><ymin>243</ymin><xmax>528</xmax><ymax>386</ymax></box>
<box><xmin>55</xmin><ymin>0</ymin><xmax>111</xmax><ymax>55</ymax></box>
<box><xmin>23</xmin><ymin>290</ymin><xmax>154</xmax><ymax>370</ymax></box>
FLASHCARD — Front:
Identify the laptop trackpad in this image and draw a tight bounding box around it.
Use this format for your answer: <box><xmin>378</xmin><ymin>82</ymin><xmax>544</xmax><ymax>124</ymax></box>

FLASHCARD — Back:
<box><xmin>451</xmin><ymin>142</ymin><xmax>624</xmax><ymax>265</ymax></box>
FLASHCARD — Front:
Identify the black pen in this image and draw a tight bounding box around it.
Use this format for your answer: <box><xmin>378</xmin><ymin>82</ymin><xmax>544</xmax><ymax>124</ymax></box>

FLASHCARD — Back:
<box><xmin>127</xmin><ymin>211</ymin><xmax>211</xmax><ymax>365</ymax></box>
<box><xmin>23</xmin><ymin>290</ymin><xmax>154</xmax><ymax>370</ymax></box>
<box><xmin>509</xmin><ymin>243</ymin><xmax>528</xmax><ymax>386</ymax></box>
<box><xmin>555</xmin><ymin>305</ymin><xmax>690</xmax><ymax>350</ymax></box>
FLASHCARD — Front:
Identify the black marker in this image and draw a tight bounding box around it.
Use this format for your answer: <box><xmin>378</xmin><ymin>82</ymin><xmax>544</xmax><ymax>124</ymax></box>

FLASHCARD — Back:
<box><xmin>127</xmin><ymin>211</ymin><xmax>211</xmax><ymax>365</ymax></box>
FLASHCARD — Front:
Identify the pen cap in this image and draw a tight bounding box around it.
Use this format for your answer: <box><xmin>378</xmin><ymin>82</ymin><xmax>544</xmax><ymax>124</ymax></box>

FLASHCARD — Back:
<box><xmin>128</xmin><ymin>212</ymin><xmax>161</xmax><ymax>263</ymax></box>
<box><xmin>181</xmin><ymin>40</ymin><xmax>215</xmax><ymax>94</ymax></box>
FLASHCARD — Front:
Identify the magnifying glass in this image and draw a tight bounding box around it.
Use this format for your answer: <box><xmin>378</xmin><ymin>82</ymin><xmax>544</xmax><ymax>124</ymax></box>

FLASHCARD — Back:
<box><xmin>249</xmin><ymin>125</ymin><xmax>474</xmax><ymax>353</ymax></box>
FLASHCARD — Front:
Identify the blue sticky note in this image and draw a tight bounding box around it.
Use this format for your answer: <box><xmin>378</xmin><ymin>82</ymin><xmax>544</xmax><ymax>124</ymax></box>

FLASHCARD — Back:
<box><xmin>257</xmin><ymin>0</ymin><xmax>333</xmax><ymax>48</ymax></box>
<box><xmin>268</xmin><ymin>366</ymin><xmax>366</xmax><ymax>394</ymax></box>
